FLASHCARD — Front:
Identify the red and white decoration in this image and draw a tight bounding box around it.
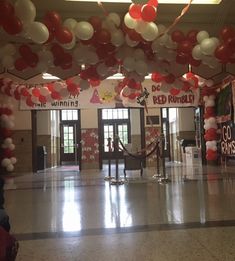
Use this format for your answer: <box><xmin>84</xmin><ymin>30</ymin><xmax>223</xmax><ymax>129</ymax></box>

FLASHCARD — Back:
<box><xmin>0</xmin><ymin>99</ymin><xmax>17</xmax><ymax>172</ymax></box>
<box><xmin>203</xmin><ymin>93</ymin><xmax>218</xmax><ymax>161</ymax></box>
<box><xmin>0</xmin><ymin>0</ymin><xmax>234</xmax><ymax>107</ymax></box>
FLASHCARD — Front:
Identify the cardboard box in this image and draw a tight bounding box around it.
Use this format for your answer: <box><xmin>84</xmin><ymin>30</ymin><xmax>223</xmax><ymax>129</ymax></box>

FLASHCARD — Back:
<box><xmin>185</xmin><ymin>147</ymin><xmax>201</xmax><ymax>165</ymax></box>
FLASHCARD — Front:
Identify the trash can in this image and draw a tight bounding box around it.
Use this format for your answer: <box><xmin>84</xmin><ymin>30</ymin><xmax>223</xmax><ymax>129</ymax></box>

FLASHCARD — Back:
<box><xmin>180</xmin><ymin>139</ymin><xmax>196</xmax><ymax>163</ymax></box>
<box><xmin>37</xmin><ymin>146</ymin><xmax>47</xmax><ymax>171</ymax></box>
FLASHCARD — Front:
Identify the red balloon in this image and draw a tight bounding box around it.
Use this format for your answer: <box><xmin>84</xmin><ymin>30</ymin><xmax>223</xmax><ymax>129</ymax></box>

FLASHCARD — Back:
<box><xmin>51</xmin><ymin>91</ymin><xmax>61</xmax><ymax>100</ymax></box>
<box><xmin>128</xmin><ymin>79</ymin><xmax>137</xmax><ymax>89</ymax></box>
<box><xmin>151</xmin><ymin>72</ymin><xmax>163</xmax><ymax>83</ymax></box>
<box><xmin>14</xmin><ymin>89</ymin><xmax>21</xmax><ymax>100</ymax></box>
<box><xmin>26</xmin><ymin>97</ymin><xmax>34</xmax><ymax>107</ymax></box>
<box><xmin>182</xmin><ymin>82</ymin><xmax>191</xmax><ymax>92</ymax></box>
<box><xmin>26</xmin><ymin>53</ymin><xmax>39</xmax><ymax>68</ymax></box>
<box><xmin>88</xmin><ymin>16</ymin><xmax>102</xmax><ymax>32</ymax></box>
<box><xmin>0</xmin><ymin>128</ymin><xmax>12</xmax><ymax>138</ymax></box>
<box><xmin>67</xmin><ymin>83</ymin><xmax>77</xmax><ymax>93</ymax></box>
<box><xmin>89</xmin><ymin>79</ymin><xmax>100</xmax><ymax>87</ymax></box>
<box><xmin>19</xmin><ymin>44</ymin><xmax>31</xmax><ymax>57</ymax></box>
<box><xmin>214</xmin><ymin>44</ymin><xmax>232</xmax><ymax>63</ymax></box>
<box><xmin>0</xmin><ymin>1</ymin><xmax>14</xmax><ymax>22</ymax></box>
<box><xmin>96</xmin><ymin>29</ymin><xmax>111</xmax><ymax>44</ymax></box>
<box><xmin>39</xmin><ymin>95</ymin><xmax>47</xmax><ymax>103</ymax></box>
<box><xmin>176</xmin><ymin>53</ymin><xmax>189</xmax><ymax>65</ymax></box>
<box><xmin>32</xmin><ymin>88</ymin><xmax>41</xmax><ymax>97</ymax></box>
<box><xmin>186</xmin><ymin>30</ymin><xmax>198</xmax><ymax>44</ymax></box>
<box><xmin>14</xmin><ymin>58</ymin><xmax>28</xmax><ymax>71</ymax></box>
<box><xmin>171</xmin><ymin>30</ymin><xmax>185</xmax><ymax>43</ymax></box>
<box><xmin>220</xmin><ymin>26</ymin><xmax>235</xmax><ymax>42</ymax></box>
<box><xmin>227</xmin><ymin>37</ymin><xmax>235</xmax><ymax>52</ymax></box>
<box><xmin>147</xmin><ymin>0</ymin><xmax>158</xmax><ymax>7</ymax></box>
<box><xmin>51</xmin><ymin>43</ymin><xmax>64</xmax><ymax>57</ymax></box>
<box><xmin>129</xmin><ymin>4</ymin><xmax>142</xmax><ymax>19</ymax></box>
<box><xmin>47</xmin><ymin>83</ymin><xmax>54</xmax><ymax>92</ymax></box>
<box><xmin>4</xmin><ymin>148</ymin><xmax>13</xmax><ymax>158</ymax></box>
<box><xmin>55</xmin><ymin>26</ymin><xmax>73</xmax><ymax>44</ymax></box>
<box><xmin>177</xmin><ymin>40</ymin><xmax>193</xmax><ymax>54</ymax></box>
<box><xmin>170</xmin><ymin>88</ymin><xmax>180</xmax><ymax>96</ymax></box>
<box><xmin>44</xmin><ymin>11</ymin><xmax>61</xmax><ymax>30</ymax></box>
<box><xmin>21</xmin><ymin>88</ymin><xmax>30</xmax><ymax>97</ymax></box>
<box><xmin>2</xmin><ymin>15</ymin><xmax>22</xmax><ymax>35</ymax></box>
<box><xmin>141</xmin><ymin>5</ymin><xmax>156</xmax><ymax>22</ymax></box>
<box><xmin>164</xmin><ymin>74</ymin><xmax>175</xmax><ymax>84</ymax></box>
<box><xmin>105</xmin><ymin>56</ymin><xmax>117</xmax><ymax>67</ymax></box>
<box><xmin>128</xmin><ymin>28</ymin><xmax>143</xmax><ymax>42</ymax></box>
<box><xmin>189</xmin><ymin>56</ymin><xmax>201</xmax><ymax>67</ymax></box>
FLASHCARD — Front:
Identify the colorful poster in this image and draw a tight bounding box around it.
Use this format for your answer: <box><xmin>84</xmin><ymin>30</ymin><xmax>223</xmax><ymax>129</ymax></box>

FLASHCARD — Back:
<box><xmin>19</xmin><ymin>80</ymin><xmax>200</xmax><ymax>110</ymax></box>
<box><xmin>220</xmin><ymin>121</ymin><xmax>235</xmax><ymax>156</ymax></box>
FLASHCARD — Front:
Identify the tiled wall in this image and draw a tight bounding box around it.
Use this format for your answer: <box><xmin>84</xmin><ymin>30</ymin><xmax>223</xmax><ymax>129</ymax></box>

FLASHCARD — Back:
<box><xmin>81</xmin><ymin>128</ymin><xmax>99</xmax><ymax>169</ymax></box>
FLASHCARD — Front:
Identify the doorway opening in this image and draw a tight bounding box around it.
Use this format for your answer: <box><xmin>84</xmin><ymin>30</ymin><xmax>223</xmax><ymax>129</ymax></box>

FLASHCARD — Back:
<box><xmin>60</xmin><ymin>110</ymin><xmax>81</xmax><ymax>169</ymax></box>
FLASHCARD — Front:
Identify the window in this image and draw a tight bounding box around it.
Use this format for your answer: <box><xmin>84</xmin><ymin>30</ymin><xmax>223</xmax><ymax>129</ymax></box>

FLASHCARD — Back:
<box><xmin>102</xmin><ymin>109</ymin><xmax>129</xmax><ymax>120</ymax></box>
<box><xmin>63</xmin><ymin>125</ymin><xmax>74</xmax><ymax>154</ymax></box>
<box><xmin>61</xmin><ymin>110</ymin><xmax>78</xmax><ymax>121</ymax></box>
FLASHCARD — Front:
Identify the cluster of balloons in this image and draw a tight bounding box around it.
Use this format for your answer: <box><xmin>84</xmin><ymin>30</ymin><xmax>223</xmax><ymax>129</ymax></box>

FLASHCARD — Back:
<box><xmin>203</xmin><ymin>94</ymin><xmax>218</xmax><ymax>161</ymax></box>
<box><xmin>0</xmin><ymin>103</ymin><xmax>17</xmax><ymax>172</ymax></box>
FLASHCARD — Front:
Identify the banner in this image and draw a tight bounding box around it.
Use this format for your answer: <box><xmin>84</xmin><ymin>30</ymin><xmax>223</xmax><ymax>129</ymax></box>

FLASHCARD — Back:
<box><xmin>220</xmin><ymin>121</ymin><xmax>235</xmax><ymax>156</ymax></box>
<box><xmin>19</xmin><ymin>80</ymin><xmax>200</xmax><ymax>110</ymax></box>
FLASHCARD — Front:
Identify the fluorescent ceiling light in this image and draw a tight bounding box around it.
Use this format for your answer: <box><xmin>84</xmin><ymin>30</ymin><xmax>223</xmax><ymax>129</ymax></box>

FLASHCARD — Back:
<box><xmin>107</xmin><ymin>73</ymin><xmax>151</xmax><ymax>80</ymax></box>
<box><xmin>42</xmin><ymin>73</ymin><xmax>60</xmax><ymax>80</ymax></box>
<box><xmin>65</xmin><ymin>0</ymin><xmax>221</xmax><ymax>4</ymax></box>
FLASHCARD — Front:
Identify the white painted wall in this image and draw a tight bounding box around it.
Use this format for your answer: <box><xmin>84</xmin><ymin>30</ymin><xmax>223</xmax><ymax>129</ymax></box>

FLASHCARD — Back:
<box><xmin>178</xmin><ymin>108</ymin><xmax>195</xmax><ymax>131</ymax></box>
<box><xmin>81</xmin><ymin>109</ymin><xmax>98</xmax><ymax>128</ymax></box>
<box><xmin>37</xmin><ymin>111</ymin><xmax>51</xmax><ymax>135</ymax></box>
<box><xmin>130</xmin><ymin>109</ymin><xmax>141</xmax><ymax>135</ymax></box>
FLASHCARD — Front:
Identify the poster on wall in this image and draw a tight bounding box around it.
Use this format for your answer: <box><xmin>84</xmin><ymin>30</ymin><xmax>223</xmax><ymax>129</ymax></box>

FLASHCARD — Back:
<box><xmin>19</xmin><ymin>80</ymin><xmax>200</xmax><ymax>110</ymax></box>
<box><xmin>216</xmin><ymin>83</ymin><xmax>232</xmax><ymax>123</ymax></box>
<box><xmin>220</xmin><ymin>121</ymin><xmax>235</xmax><ymax>156</ymax></box>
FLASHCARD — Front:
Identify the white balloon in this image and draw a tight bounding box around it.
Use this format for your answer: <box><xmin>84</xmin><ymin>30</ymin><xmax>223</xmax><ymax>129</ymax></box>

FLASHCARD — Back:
<box><xmin>74</xmin><ymin>21</ymin><xmax>94</xmax><ymax>40</ymax></box>
<box><xmin>133</xmin><ymin>49</ymin><xmax>145</xmax><ymax>60</ymax></box>
<box><xmin>200</xmin><ymin>38</ymin><xmax>218</xmax><ymax>56</ymax></box>
<box><xmin>1</xmin><ymin>158</ymin><xmax>11</xmax><ymax>167</ymax></box>
<box><xmin>60</xmin><ymin>88</ymin><xmax>70</xmax><ymax>98</ymax></box>
<box><xmin>135</xmin><ymin>60</ymin><xmax>148</xmax><ymax>76</ymax></box>
<box><xmin>6</xmin><ymin>164</ymin><xmax>14</xmax><ymax>172</ymax></box>
<box><xmin>15</xmin><ymin>0</ymin><xmax>36</xmax><ymax>24</ymax></box>
<box><xmin>124</xmin><ymin>13</ymin><xmax>137</xmax><ymax>29</ymax></box>
<box><xmin>134</xmin><ymin>20</ymin><xmax>148</xmax><ymax>34</ymax></box>
<box><xmin>2</xmin><ymin>55</ymin><xmax>14</xmax><ymax>69</ymax></box>
<box><xmin>97</xmin><ymin>63</ymin><xmax>108</xmax><ymax>76</ymax></box>
<box><xmin>123</xmin><ymin>56</ymin><xmax>135</xmax><ymax>72</ymax></box>
<box><xmin>111</xmin><ymin>30</ymin><xmax>125</xmax><ymax>47</ymax></box>
<box><xmin>3</xmin><ymin>44</ymin><xmax>16</xmax><ymax>56</ymax></box>
<box><xmin>196</xmin><ymin>31</ymin><xmax>209</xmax><ymax>43</ymax></box>
<box><xmin>54</xmin><ymin>82</ymin><xmax>64</xmax><ymax>92</ymax></box>
<box><xmin>63</xmin><ymin>18</ymin><xmax>77</xmax><ymax>31</ymax></box>
<box><xmin>205</xmin><ymin>99</ymin><xmax>215</xmax><ymax>107</ymax></box>
<box><xmin>86</xmin><ymin>51</ymin><xmax>98</xmax><ymax>65</ymax></box>
<box><xmin>27</xmin><ymin>22</ymin><xmax>49</xmax><ymax>44</ymax></box>
<box><xmin>9</xmin><ymin>144</ymin><xmax>15</xmax><ymax>151</ymax></box>
<box><xmin>108</xmin><ymin>13</ymin><xmax>121</xmax><ymax>27</ymax></box>
<box><xmin>40</xmin><ymin>87</ymin><xmax>50</xmax><ymax>96</ymax></box>
<box><xmin>157</xmin><ymin>24</ymin><xmax>166</xmax><ymax>34</ymax></box>
<box><xmin>38</xmin><ymin>50</ymin><xmax>53</xmax><ymax>66</ymax></box>
<box><xmin>141</xmin><ymin>22</ymin><xmax>159</xmax><ymax>42</ymax></box>
<box><xmin>192</xmin><ymin>45</ymin><xmax>203</xmax><ymax>60</ymax></box>
<box><xmin>4</xmin><ymin>138</ymin><xmax>12</xmax><ymax>145</ymax></box>
<box><xmin>36</xmin><ymin>62</ymin><xmax>48</xmax><ymax>73</ymax></box>
<box><xmin>157</xmin><ymin>34</ymin><xmax>169</xmax><ymax>46</ymax></box>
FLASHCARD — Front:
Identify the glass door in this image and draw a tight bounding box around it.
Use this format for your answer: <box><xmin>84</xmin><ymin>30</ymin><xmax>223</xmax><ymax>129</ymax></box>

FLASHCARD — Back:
<box><xmin>60</xmin><ymin>110</ymin><xmax>81</xmax><ymax>167</ymax></box>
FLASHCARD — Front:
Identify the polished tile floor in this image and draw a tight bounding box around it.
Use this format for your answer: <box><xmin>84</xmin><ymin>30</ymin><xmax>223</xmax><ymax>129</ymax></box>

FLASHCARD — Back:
<box><xmin>3</xmin><ymin>162</ymin><xmax>235</xmax><ymax>260</ymax></box>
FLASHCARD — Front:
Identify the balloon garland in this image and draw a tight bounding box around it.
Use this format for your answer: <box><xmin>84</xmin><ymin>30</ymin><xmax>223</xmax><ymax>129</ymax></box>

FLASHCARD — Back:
<box><xmin>0</xmin><ymin>99</ymin><xmax>17</xmax><ymax>173</ymax></box>
<box><xmin>203</xmin><ymin>87</ymin><xmax>218</xmax><ymax>162</ymax></box>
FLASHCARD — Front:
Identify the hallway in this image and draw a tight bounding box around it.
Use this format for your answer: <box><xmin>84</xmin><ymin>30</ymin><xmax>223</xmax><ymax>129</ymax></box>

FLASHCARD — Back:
<box><xmin>3</xmin><ymin>163</ymin><xmax>235</xmax><ymax>260</ymax></box>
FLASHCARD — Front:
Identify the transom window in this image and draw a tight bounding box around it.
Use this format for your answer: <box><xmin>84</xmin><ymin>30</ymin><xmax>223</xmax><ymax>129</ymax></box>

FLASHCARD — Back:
<box><xmin>61</xmin><ymin>110</ymin><xmax>78</xmax><ymax>121</ymax></box>
<box><xmin>102</xmin><ymin>109</ymin><xmax>129</xmax><ymax>120</ymax></box>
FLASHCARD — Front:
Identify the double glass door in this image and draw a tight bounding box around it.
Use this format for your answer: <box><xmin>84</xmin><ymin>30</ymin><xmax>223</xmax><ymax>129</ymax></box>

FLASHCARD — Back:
<box><xmin>103</xmin><ymin>122</ymin><xmax>129</xmax><ymax>159</ymax></box>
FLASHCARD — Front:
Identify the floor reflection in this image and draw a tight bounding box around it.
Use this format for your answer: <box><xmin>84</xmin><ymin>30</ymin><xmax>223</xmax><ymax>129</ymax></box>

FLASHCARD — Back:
<box><xmin>104</xmin><ymin>183</ymin><xmax>133</xmax><ymax>228</ymax></box>
<box><xmin>62</xmin><ymin>179</ymin><xmax>81</xmax><ymax>232</ymax></box>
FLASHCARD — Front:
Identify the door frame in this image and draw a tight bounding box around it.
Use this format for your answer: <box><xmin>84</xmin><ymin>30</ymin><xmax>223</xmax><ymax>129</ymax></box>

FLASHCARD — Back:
<box><xmin>60</xmin><ymin>110</ymin><xmax>82</xmax><ymax>169</ymax></box>
<box><xmin>161</xmin><ymin>108</ymin><xmax>171</xmax><ymax>160</ymax></box>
